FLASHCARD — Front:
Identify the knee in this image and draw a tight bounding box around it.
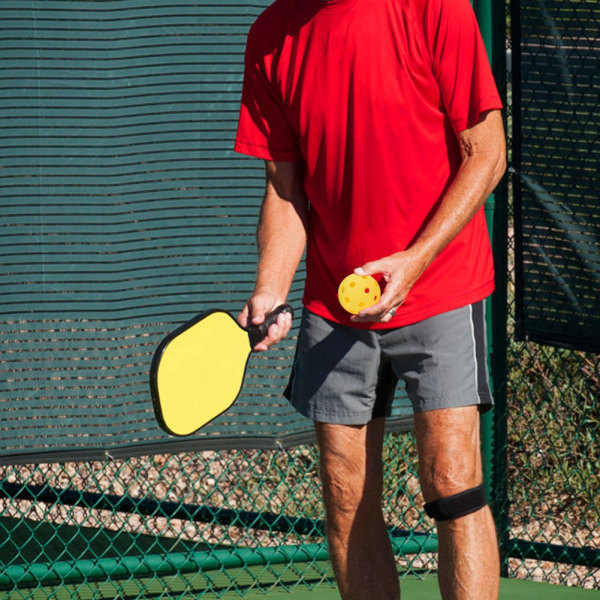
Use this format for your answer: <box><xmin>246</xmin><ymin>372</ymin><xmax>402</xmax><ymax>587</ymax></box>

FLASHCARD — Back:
<box><xmin>418</xmin><ymin>454</ymin><xmax>487</xmax><ymax>522</ymax></box>
<box><xmin>415</xmin><ymin>407</ymin><xmax>486</xmax><ymax>521</ymax></box>
<box><xmin>418</xmin><ymin>453</ymin><xmax>480</xmax><ymax>504</ymax></box>
<box><xmin>321</xmin><ymin>463</ymin><xmax>365</xmax><ymax>514</ymax></box>
<box><xmin>316</xmin><ymin>421</ymin><xmax>385</xmax><ymax>527</ymax></box>
<box><xmin>320</xmin><ymin>459</ymin><xmax>382</xmax><ymax>523</ymax></box>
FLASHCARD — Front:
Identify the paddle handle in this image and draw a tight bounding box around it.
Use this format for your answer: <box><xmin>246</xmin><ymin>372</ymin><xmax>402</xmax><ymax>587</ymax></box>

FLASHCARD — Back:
<box><xmin>247</xmin><ymin>304</ymin><xmax>294</xmax><ymax>348</ymax></box>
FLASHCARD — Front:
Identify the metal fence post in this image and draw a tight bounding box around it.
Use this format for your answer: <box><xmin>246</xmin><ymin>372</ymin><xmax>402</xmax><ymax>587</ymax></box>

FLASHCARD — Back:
<box><xmin>474</xmin><ymin>0</ymin><xmax>511</xmax><ymax>571</ymax></box>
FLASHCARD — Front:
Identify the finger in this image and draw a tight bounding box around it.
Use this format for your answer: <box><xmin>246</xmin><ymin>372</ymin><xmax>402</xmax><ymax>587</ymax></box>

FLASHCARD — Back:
<box><xmin>380</xmin><ymin>305</ymin><xmax>399</xmax><ymax>322</ymax></box>
<box><xmin>251</xmin><ymin>320</ymin><xmax>279</xmax><ymax>352</ymax></box>
<box><xmin>277</xmin><ymin>311</ymin><xmax>293</xmax><ymax>338</ymax></box>
<box><xmin>350</xmin><ymin>299</ymin><xmax>387</xmax><ymax>321</ymax></box>
<box><xmin>351</xmin><ymin>287</ymin><xmax>403</xmax><ymax>321</ymax></box>
<box><xmin>251</xmin><ymin>307</ymin><xmax>292</xmax><ymax>351</ymax></box>
<box><xmin>351</xmin><ymin>306</ymin><xmax>398</xmax><ymax>323</ymax></box>
<box><xmin>239</xmin><ymin>293</ymin><xmax>276</xmax><ymax>335</ymax></box>
<box><xmin>249</xmin><ymin>302</ymin><xmax>267</xmax><ymax>326</ymax></box>
<box><xmin>265</xmin><ymin>312</ymin><xmax>292</xmax><ymax>343</ymax></box>
<box><xmin>237</xmin><ymin>303</ymin><xmax>251</xmax><ymax>328</ymax></box>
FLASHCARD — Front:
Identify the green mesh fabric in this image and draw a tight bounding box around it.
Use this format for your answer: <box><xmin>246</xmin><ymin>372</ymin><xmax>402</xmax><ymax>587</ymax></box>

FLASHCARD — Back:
<box><xmin>512</xmin><ymin>0</ymin><xmax>600</xmax><ymax>352</ymax></box>
<box><xmin>0</xmin><ymin>0</ymin><xmax>412</xmax><ymax>464</ymax></box>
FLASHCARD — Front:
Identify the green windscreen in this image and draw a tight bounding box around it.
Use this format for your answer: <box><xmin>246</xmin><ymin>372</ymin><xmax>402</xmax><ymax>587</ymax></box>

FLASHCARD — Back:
<box><xmin>0</xmin><ymin>1</ymin><xmax>412</xmax><ymax>464</ymax></box>
<box><xmin>513</xmin><ymin>0</ymin><xmax>600</xmax><ymax>353</ymax></box>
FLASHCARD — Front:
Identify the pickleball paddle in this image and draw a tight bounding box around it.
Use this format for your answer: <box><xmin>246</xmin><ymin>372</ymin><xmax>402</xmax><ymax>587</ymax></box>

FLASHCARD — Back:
<box><xmin>150</xmin><ymin>304</ymin><xmax>293</xmax><ymax>437</ymax></box>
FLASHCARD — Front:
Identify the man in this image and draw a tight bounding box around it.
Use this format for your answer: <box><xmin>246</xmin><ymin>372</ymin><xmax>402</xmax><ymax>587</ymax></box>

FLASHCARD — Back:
<box><xmin>234</xmin><ymin>0</ymin><xmax>506</xmax><ymax>598</ymax></box>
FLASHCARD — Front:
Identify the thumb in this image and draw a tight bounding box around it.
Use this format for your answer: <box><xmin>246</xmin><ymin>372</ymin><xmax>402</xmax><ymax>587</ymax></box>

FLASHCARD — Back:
<box><xmin>354</xmin><ymin>260</ymin><xmax>384</xmax><ymax>277</ymax></box>
<box><xmin>248</xmin><ymin>293</ymin><xmax>278</xmax><ymax>325</ymax></box>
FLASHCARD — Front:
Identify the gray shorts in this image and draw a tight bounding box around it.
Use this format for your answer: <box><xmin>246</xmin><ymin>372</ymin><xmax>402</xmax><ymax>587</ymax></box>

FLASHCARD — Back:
<box><xmin>284</xmin><ymin>302</ymin><xmax>493</xmax><ymax>425</ymax></box>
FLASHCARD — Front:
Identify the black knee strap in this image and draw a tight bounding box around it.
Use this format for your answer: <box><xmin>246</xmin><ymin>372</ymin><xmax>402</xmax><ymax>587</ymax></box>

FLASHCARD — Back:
<box><xmin>424</xmin><ymin>484</ymin><xmax>487</xmax><ymax>521</ymax></box>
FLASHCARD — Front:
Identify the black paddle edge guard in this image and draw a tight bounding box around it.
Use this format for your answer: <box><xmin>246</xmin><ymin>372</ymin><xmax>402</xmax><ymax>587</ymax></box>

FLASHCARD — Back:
<box><xmin>0</xmin><ymin>416</ymin><xmax>415</xmax><ymax>466</ymax></box>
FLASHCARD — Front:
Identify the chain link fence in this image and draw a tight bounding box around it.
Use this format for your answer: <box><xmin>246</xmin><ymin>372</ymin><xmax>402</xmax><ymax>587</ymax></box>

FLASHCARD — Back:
<box><xmin>504</xmin><ymin>0</ymin><xmax>600</xmax><ymax>588</ymax></box>
<box><xmin>0</xmin><ymin>436</ymin><xmax>436</xmax><ymax>598</ymax></box>
<box><xmin>1</xmin><ymin>0</ymin><xmax>599</xmax><ymax>597</ymax></box>
<box><xmin>501</xmin><ymin>237</ymin><xmax>600</xmax><ymax>588</ymax></box>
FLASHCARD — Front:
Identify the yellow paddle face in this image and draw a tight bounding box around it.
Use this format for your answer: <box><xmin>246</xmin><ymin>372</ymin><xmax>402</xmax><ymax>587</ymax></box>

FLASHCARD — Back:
<box><xmin>153</xmin><ymin>311</ymin><xmax>251</xmax><ymax>436</ymax></box>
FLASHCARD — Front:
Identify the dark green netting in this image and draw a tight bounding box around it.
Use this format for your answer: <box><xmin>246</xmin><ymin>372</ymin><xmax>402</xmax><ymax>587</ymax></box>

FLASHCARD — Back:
<box><xmin>512</xmin><ymin>0</ymin><xmax>600</xmax><ymax>353</ymax></box>
<box><xmin>0</xmin><ymin>1</ymin><xmax>412</xmax><ymax>464</ymax></box>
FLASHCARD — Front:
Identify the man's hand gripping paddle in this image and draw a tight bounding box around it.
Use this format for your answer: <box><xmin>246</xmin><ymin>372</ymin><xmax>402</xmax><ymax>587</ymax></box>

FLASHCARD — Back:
<box><xmin>150</xmin><ymin>304</ymin><xmax>293</xmax><ymax>437</ymax></box>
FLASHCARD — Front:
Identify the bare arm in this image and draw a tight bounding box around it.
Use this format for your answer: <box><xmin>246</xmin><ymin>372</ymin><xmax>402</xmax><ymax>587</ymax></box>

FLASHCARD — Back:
<box><xmin>238</xmin><ymin>160</ymin><xmax>308</xmax><ymax>349</ymax></box>
<box><xmin>353</xmin><ymin>109</ymin><xmax>507</xmax><ymax>323</ymax></box>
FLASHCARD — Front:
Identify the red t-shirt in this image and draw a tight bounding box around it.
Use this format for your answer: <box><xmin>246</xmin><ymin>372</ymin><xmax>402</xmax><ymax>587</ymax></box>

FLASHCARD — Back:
<box><xmin>235</xmin><ymin>0</ymin><xmax>503</xmax><ymax>328</ymax></box>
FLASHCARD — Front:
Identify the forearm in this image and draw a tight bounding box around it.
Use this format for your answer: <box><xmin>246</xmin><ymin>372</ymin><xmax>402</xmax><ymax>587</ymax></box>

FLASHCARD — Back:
<box><xmin>254</xmin><ymin>191</ymin><xmax>307</xmax><ymax>301</ymax></box>
<box><xmin>406</xmin><ymin>128</ymin><xmax>506</xmax><ymax>272</ymax></box>
<box><xmin>254</xmin><ymin>160</ymin><xmax>308</xmax><ymax>302</ymax></box>
<box><xmin>354</xmin><ymin>110</ymin><xmax>506</xmax><ymax>322</ymax></box>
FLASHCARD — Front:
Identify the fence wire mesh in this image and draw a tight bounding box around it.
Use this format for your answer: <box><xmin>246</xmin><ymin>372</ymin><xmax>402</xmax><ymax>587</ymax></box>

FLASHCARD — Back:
<box><xmin>505</xmin><ymin>0</ymin><xmax>600</xmax><ymax>588</ymax></box>
<box><xmin>0</xmin><ymin>435</ymin><xmax>436</xmax><ymax>598</ymax></box>
<box><xmin>503</xmin><ymin>237</ymin><xmax>600</xmax><ymax>588</ymax></box>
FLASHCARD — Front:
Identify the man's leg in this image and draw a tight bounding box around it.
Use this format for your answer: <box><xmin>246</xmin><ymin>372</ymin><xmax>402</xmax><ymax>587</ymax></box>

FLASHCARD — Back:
<box><xmin>316</xmin><ymin>418</ymin><xmax>400</xmax><ymax>600</ymax></box>
<box><xmin>414</xmin><ymin>405</ymin><xmax>499</xmax><ymax>600</ymax></box>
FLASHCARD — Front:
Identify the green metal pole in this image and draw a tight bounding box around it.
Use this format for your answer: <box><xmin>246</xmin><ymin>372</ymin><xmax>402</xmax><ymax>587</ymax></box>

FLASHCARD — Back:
<box><xmin>0</xmin><ymin>535</ymin><xmax>439</xmax><ymax>589</ymax></box>
<box><xmin>474</xmin><ymin>0</ymin><xmax>511</xmax><ymax>574</ymax></box>
<box><xmin>473</xmin><ymin>0</ymin><xmax>496</xmax><ymax>502</ymax></box>
<box><xmin>489</xmin><ymin>0</ymin><xmax>511</xmax><ymax>573</ymax></box>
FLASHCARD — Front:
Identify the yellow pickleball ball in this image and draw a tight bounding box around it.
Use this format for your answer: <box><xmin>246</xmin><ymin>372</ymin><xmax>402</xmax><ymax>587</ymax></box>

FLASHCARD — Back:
<box><xmin>337</xmin><ymin>274</ymin><xmax>381</xmax><ymax>315</ymax></box>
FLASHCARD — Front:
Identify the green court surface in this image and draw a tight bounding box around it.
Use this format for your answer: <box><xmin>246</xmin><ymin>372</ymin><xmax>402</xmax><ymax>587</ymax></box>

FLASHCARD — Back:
<box><xmin>13</xmin><ymin>573</ymin><xmax>599</xmax><ymax>600</ymax></box>
<box><xmin>240</xmin><ymin>575</ymin><xmax>600</xmax><ymax>599</ymax></box>
<box><xmin>4</xmin><ymin>548</ymin><xmax>597</xmax><ymax>600</ymax></box>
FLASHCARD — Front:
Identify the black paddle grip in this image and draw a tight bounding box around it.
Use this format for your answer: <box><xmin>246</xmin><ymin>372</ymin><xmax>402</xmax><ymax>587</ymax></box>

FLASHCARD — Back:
<box><xmin>247</xmin><ymin>304</ymin><xmax>294</xmax><ymax>348</ymax></box>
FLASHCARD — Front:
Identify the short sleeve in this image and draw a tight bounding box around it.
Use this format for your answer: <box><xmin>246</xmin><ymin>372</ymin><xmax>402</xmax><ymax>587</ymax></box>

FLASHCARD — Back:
<box><xmin>422</xmin><ymin>0</ymin><xmax>503</xmax><ymax>132</ymax></box>
<box><xmin>234</xmin><ymin>28</ymin><xmax>301</xmax><ymax>162</ymax></box>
